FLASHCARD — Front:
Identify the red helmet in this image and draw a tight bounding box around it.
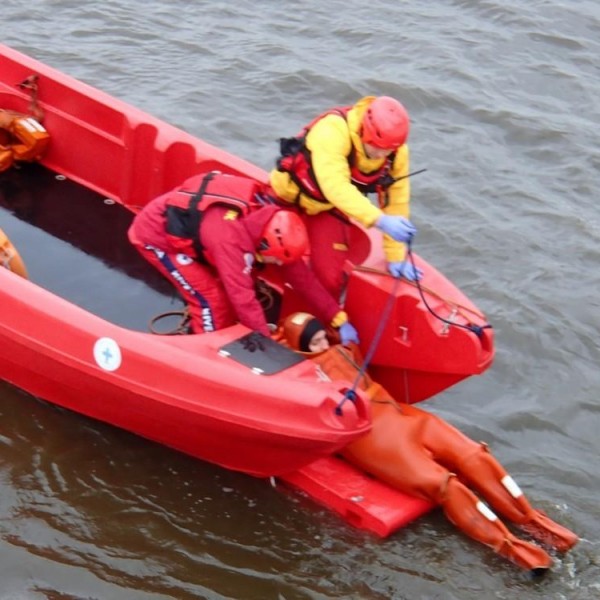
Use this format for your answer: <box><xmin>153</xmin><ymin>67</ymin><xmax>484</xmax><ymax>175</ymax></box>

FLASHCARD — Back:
<box><xmin>361</xmin><ymin>96</ymin><xmax>410</xmax><ymax>149</ymax></box>
<box><xmin>259</xmin><ymin>211</ymin><xmax>308</xmax><ymax>264</ymax></box>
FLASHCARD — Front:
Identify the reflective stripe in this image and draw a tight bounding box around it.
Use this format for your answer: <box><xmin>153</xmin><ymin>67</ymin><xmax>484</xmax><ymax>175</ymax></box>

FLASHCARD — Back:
<box><xmin>21</xmin><ymin>117</ymin><xmax>47</xmax><ymax>133</ymax></box>
<box><xmin>477</xmin><ymin>501</ymin><xmax>498</xmax><ymax>522</ymax></box>
<box><xmin>146</xmin><ymin>245</ymin><xmax>215</xmax><ymax>332</ymax></box>
<box><xmin>501</xmin><ymin>475</ymin><xmax>523</xmax><ymax>498</ymax></box>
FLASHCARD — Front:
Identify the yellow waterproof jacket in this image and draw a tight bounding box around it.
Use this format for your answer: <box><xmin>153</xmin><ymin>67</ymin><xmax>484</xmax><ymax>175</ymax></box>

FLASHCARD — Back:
<box><xmin>269</xmin><ymin>96</ymin><xmax>411</xmax><ymax>262</ymax></box>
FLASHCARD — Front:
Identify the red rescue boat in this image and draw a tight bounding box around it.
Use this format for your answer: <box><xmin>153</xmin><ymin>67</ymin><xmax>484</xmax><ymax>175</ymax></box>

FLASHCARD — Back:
<box><xmin>0</xmin><ymin>44</ymin><xmax>494</xmax><ymax>535</ymax></box>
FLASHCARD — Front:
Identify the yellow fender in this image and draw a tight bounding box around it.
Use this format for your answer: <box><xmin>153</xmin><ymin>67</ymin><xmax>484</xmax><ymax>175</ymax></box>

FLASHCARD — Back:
<box><xmin>0</xmin><ymin>227</ymin><xmax>28</xmax><ymax>279</ymax></box>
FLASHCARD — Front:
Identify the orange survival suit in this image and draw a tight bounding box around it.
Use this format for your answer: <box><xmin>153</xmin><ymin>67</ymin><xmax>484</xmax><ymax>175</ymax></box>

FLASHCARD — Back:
<box><xmin>281</xmin><ymin>313</ymin><xmax>578</xmax><ymax>574</ymax></box>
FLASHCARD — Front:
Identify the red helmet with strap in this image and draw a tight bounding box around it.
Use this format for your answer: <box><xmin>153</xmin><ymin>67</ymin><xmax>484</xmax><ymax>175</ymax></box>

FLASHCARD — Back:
<box><xmin>361</xmin><ymin>96</ymin><xmax>410</xmax><ymax>149</ymax></box>
<box><xmin>259</xmin><ymin>211</ymin><xmax>308</xmax><ymax>264</ymax></box>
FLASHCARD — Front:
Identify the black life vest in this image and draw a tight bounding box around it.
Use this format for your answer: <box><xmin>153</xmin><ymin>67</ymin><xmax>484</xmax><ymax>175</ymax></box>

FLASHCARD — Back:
<box><xmin>164</xmin><ymin>171</ymin><xmax>262</xmax><ymax>261</ymax></box>
<box><xmin>276</xmin><ymin>106</ymin><xmax>396</xmax><ymax>204</ymax></box>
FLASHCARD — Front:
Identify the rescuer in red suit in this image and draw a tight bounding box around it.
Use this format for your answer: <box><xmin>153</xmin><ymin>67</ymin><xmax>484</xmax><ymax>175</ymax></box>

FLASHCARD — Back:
<box><xmin>128</xmin><ymin>171</ymin><xmax>359</xmax><ymax>342</ymax></box>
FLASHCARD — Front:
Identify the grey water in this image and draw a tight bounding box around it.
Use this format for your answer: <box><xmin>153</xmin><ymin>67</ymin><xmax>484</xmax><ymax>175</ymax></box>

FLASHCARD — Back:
<box><xmin>1</xmin><ymin>1</ymin><xmax>599</xmax><ymax>598</ymax></box>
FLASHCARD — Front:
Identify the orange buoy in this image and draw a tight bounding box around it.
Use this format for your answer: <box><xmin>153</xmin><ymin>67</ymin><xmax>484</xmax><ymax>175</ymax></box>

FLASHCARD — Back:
<box><xmin>0</xmin><ymin>144</ymin><xmax>14</xmax><ymax>172</ymax></box>
<box><xmin>0</xmin><ymin>109</ymin><xmax>50</xmax><ymax>171</ymax></box>
<box><xmin>0</xmin><ymin>227</ymin><xmax>28</xmax><ymax>279</ymax></box>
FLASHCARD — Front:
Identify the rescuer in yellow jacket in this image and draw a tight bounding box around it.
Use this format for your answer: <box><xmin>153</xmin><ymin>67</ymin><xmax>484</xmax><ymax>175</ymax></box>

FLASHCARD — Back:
<box><xmin>269</xmin><ymin>95</ymin><xmax>422</xmax><ymax>299</ymax></box>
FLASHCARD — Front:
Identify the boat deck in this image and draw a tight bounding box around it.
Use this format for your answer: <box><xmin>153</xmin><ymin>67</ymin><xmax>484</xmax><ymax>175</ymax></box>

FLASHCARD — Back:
<box><xmin>0</xmin><ymin>163</ymin><xmax>180</xmax><ymax>332</ymax></box>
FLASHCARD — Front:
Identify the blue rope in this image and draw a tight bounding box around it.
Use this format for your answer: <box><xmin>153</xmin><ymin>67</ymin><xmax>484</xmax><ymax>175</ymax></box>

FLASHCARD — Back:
<box><xmin>334</xmin><ymin>239</ymin><xmax>492</xmax><ymax>415</ymax></box>
<box><xmin>335</xmin><ymin>277</ymin><xmax>401</xmax><ymax>415</ymax></box>
<box><xmin>404</xmin><ymin>241</ymin><xmax>493</xmax><ymax>338</ymax></box>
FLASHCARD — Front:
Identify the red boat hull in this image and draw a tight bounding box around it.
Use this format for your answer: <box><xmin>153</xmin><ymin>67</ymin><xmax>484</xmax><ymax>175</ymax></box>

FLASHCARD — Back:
<box><xmin>0</xmin><ymin>44</ymin><xmax>494</xmax><ymax>535</ymax></box>
<box><xmin>0</xmin><ymin>270</ymin><xmax>373</xmax><ymax>477</ymax></box>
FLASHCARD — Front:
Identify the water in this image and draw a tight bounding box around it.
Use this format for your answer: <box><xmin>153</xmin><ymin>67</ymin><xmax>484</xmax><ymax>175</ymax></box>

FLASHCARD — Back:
<box><xmin>2</xmin><ymin>0</ymin><xmax>599</xmax><ymax>598</ymax></box>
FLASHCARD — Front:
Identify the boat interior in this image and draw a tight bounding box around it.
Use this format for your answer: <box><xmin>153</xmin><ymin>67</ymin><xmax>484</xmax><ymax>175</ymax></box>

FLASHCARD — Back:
<box><xmin>0</xmin><ymin>162</ymin><xmax>193</xmax><ymax>333</ymax></box>
<box><xmin>1</xmin><ymin>159</ymin><xmax>326</xmax><ymax>342</ymax></box>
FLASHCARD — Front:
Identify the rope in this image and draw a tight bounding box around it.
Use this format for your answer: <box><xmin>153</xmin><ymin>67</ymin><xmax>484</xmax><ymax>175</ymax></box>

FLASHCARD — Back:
<box><xmin>352</xmin><ymin>251</ymin><xmax>493</xmax><ymax>334</ymax></box>
<box><xmin>335</xmin><ymin>277</ymin><xmax>401</xmax><ymax>416</ymax></box>
<box><xmin>404</xmin><ymin>243</ymin><xmax>493</xmax><ymax>338</ymax></box>
<box><xmin>148</xmin><ymin>307</ymin><xmax>191</xmax><ymax>335</ymax></box>
<box><xmin>334</xmin><ymin>239</ymin><xmax>492</xmax><ymax>415</ymax></box>
<box><xmin>352</xmin><ymin>265</ymin><xmax>486</xmax><ymax>321</ymax></box>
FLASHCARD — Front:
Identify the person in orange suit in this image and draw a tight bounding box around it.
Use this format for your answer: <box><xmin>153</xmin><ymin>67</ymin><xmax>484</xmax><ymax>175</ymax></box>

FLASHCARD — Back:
<box><xmin>279</xmin><ymin>312</ymin><xmax>578</xmax><ymax>575</ymax></box>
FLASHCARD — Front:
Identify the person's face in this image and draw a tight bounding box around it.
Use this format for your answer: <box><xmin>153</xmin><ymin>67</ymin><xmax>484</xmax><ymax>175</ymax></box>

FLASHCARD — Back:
<box><xmin>363</xmin><ymin>142</ymin><xmax>395</xmax><ymax>160</ymax></box>
<box><xmin>308</xmin><ymin>329</ymin><xmax>330</xmax><ymax>353</ymax></box>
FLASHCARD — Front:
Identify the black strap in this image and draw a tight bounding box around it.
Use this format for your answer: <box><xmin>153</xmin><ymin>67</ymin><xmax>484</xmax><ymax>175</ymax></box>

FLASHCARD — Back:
<box><xmin>188</xmin><ymin>171</ymin><xmax>216</xmax><ymax>260</ymax></box>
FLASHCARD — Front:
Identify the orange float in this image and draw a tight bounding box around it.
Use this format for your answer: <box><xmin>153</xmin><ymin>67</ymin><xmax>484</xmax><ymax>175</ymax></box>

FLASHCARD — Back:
<box><xmin>0</xmin><ymin>227</ymin><xmax>28</xmax><ymax>279</ymax></box>
<box><xmin>0</xmin><ymin>109</ymin><xmax>49</xmax><ymax>172</ymax></box>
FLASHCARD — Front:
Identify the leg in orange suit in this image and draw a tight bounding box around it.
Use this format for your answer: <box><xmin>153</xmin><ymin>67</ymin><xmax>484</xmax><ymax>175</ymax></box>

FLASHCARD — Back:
<box><xmin>342</xmin><ymin>399</ymin><xmax>578</xmax><ymax>572</ymax></box>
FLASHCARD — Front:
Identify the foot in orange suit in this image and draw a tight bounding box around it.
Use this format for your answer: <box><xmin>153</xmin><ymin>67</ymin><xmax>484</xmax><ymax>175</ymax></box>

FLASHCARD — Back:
<box><xmin>441</xmin><ymin>476</ymin><xmax>552</xmax><ymax>575</ymax></box>
<box><xmin>457</xmin><ymin>440</ymin><xmax>578</xmax><ymax>553</ymax></box>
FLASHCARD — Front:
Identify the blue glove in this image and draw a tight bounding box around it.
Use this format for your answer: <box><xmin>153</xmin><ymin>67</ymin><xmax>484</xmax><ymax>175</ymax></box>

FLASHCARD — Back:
<box><xmin>388</xmin><ymin>261</ymin><xmax>423</xmax><ymax>281</ymax></box>
<box><xmin>339</xmin><ymin>321</ymin><xmax>360</xmax><ymax>345</ymax></box>
<box><xmin>376</xmin><ymin>215</ymin><xmax>417</xmax><ymax>243</ymax></box>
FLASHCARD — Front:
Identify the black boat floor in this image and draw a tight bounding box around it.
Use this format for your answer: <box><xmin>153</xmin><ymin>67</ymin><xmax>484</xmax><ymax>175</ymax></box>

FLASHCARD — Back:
<box><xmin>0</xmin><ymin>164</ymin><xmax>182</xmax><ymax>332</ymax></box>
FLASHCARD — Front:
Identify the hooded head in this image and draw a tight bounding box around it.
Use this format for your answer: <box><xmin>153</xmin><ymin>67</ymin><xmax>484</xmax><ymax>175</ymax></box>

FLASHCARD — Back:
<box><xmin>281</xmin><ymin>312</ymin><xmax>330</xmax><ymax>353</ymax></box>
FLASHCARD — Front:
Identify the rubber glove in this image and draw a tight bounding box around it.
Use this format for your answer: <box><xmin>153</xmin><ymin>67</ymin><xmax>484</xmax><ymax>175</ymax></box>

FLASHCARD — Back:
<box><xmin>388</xmin><ymin>261</ymin><xmax>423</xmax><ymax>281</ymax></box>
<box><xmin>376</xmin><ymin>215</ymin><xmax>417</xmax><ymax>243</ymax></box>
<box><xmin>339</xmin><ymin>321</ymin><xmax>360</xmax><ymax>345</ymax></box>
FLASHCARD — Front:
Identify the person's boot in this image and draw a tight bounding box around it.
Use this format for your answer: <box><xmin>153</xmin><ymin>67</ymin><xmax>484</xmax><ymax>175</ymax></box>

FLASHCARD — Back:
<box><xmin>495</xmin><ymin>536</ymin><xmax>552</xmax><ymax>576</ymax></box>
<box><xmin>440</xmin><ymin>476</ymin><xmax>553</xmax><ymax>574</ymax></box>
<box><xmin>518</xmin><ymin>509</ymin><xmax>579</xmax><ymax>553</ymax></box>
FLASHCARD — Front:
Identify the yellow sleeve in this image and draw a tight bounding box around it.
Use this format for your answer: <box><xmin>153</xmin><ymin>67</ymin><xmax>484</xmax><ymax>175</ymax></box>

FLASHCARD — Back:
<box><xmin>382</xmin><ymin>144</ymin><xmax>411</xmax><ymax>262</ymax></box>
<box><xmin>306</xmin><ymin>115</ymin><xmax>383</xmax><ymax>227</ymax></box>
